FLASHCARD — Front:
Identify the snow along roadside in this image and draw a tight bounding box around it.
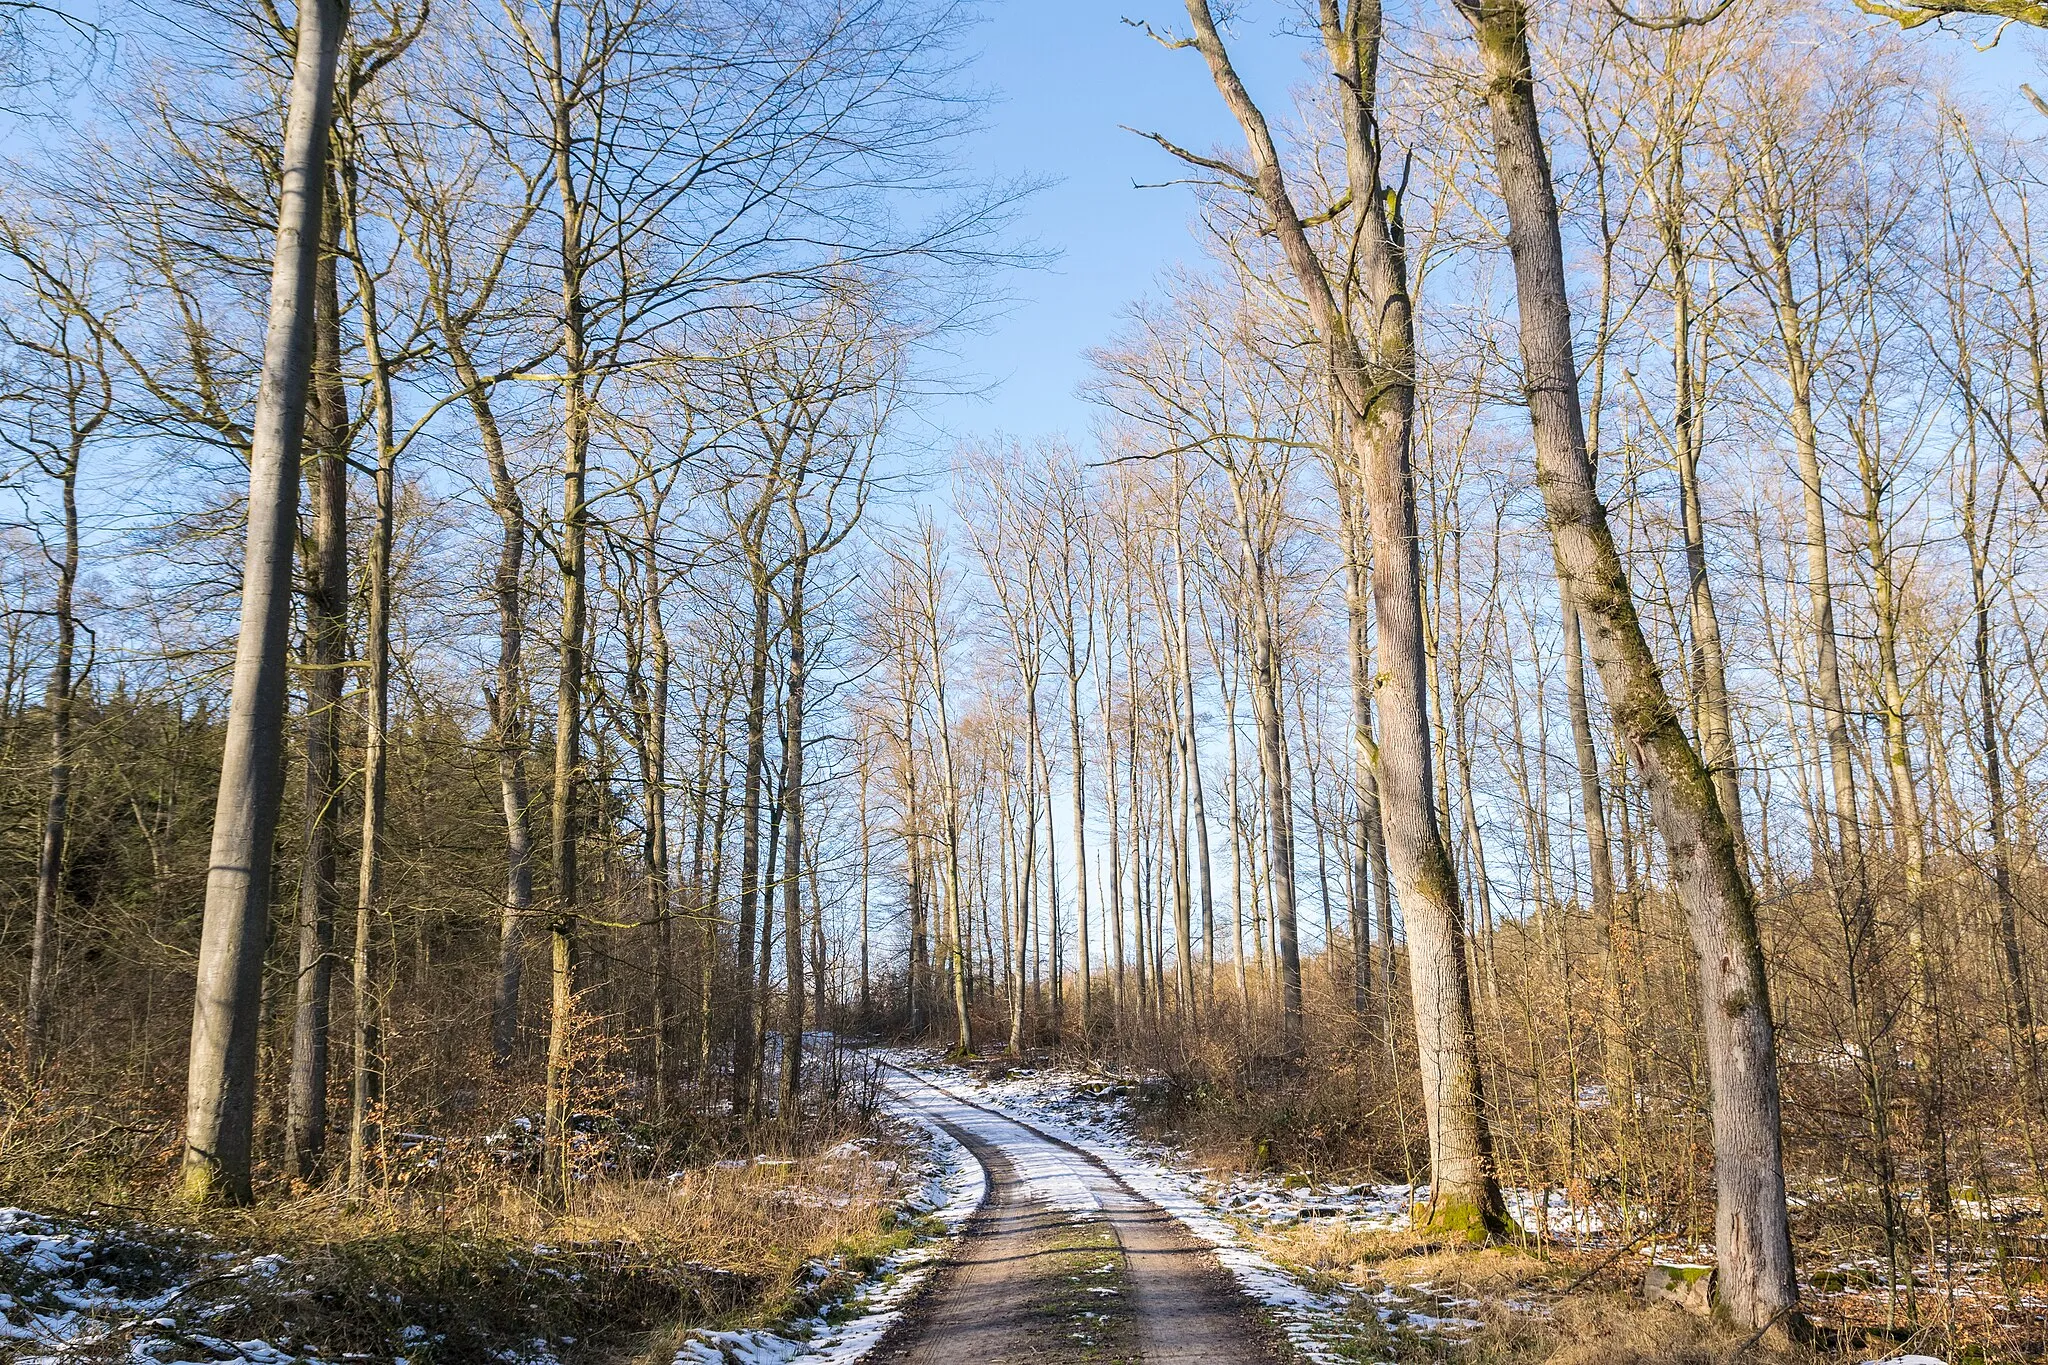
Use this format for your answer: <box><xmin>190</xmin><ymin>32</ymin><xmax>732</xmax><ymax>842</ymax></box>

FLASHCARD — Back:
<box><xmin>671</xmin><ymin>1093</ymin><xmax>985</xmax><ymax>1365</ymax></box>
<box><xmin>876</xmin><ymin>1052</ymin><xmax>1380</xmax><ymax>1365</ymax></box>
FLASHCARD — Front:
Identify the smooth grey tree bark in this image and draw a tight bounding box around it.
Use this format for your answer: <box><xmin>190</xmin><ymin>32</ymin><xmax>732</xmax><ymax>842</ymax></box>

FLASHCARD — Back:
<box><xmin>286</xmin><ymin>200</ymin><xmax>347</xmax><ymax>1180</ymax></box>
<box><xmin>1098</xmin><ymin>597</ymin><xmax>1128</xmax><ymax>1020</ymax></box>
<box><xmin>779</xmin><ymin>536</ymin><xmax>811</xmax><ymax>1117</ymax></box>
<box><xmin>892</xmin><ymin>624</ymin><xmax>930</xmax><ymax>1036</ymax></box>
<box><xmin>1453</xmin><ymin>0</ymin><xmax>1801</xmax><ymax>1326</ymax></box>
<box><xmin>181</xmin><ymin>0</ymin><xmax>344</xmax><ymax>1205</ymax></box>
<box><xmin>730</xmin><ymin>569</ymin><xmax>772</xmax><ymax>1112</ymax></box>
<box><xmin>638</xmin><ymin>516</ymin><xmax>675</xmax><ymax>1117</ymax></box>
<box><xmin>1036</xmin><ymin>664</ymin><xmax>1064</xmax><ymax>1029</ymax></box>
<box><xmin>485</xmin><ymin>448</ymin><xmax>535</xmax><ymax>1069</ymax></box>
<box><xmin>1175</xmin><ymin>0</ymin><xmax>1508</xmax><ymax>1234</ymax></box>
<box><xmin>1340</xmin><ymin>526</ymin><xmax>1375</xmax><ymax>1017</ymax></box>
<box><xmin>344</xmin><ymin>159</ymin><xmax>398</xmax><ymax>1196</ymax></box>
<box><xmin>1241</xmin><ymin>544</ymin><xmax>1302</xmax><ymax>1047</ymax></box>
<box><xmin>541</xmin><ymin>25</ymin><xmax>595</xmax><ymax>1189</ymax></box>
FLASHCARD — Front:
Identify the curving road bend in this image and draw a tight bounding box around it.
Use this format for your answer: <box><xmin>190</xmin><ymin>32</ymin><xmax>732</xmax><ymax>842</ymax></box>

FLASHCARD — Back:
<box><xmin>874</xmin><ymin>1065</ymin><xmax>1287</xmax><ymax>1364</ymax></box>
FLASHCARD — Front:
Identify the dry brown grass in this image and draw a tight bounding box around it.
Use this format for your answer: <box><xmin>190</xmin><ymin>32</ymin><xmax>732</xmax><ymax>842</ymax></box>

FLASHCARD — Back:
<box><xmin>1</xmin><ymin>1134</ymin><xmax>924</xmax><ymax>1364</ymax></box>
<box><xmin>1243</xmin><ymin>1222</ymin><xmax>1825</xmax><ymax>1365</ymax></box>
<box><xmin>1472</xmin><ymin>1295</ymin><xmax>1762</xmax><ymax>1365</ymax></box>
<box><xmin>1257</xmin><ymin>1221</ymin><xmax>1557</xmax><ymax>1295</ymax></box>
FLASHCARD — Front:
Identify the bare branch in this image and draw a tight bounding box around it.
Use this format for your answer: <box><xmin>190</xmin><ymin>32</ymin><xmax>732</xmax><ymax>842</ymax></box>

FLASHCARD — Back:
<box><xmin>1123</xmin><ymin>126</ymin><xmax>1258</xmax><ymax>186</ymax></box>
<box><xmin>1855</xmin><ymin>0</ymin><xmax>2048</xmax><ymax>31</ymax></box>
<box><xmin>1602</xmin><ymin>0</ymin><xmax>1738</xmax><ymax>30</ymax></box>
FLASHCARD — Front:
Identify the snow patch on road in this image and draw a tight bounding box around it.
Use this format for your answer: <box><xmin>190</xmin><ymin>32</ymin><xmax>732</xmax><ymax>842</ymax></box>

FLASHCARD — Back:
<box><xmin>885</xmin><ymin>1071</ymin><xmax>1100</xmax><ymax>1216</ymax></box>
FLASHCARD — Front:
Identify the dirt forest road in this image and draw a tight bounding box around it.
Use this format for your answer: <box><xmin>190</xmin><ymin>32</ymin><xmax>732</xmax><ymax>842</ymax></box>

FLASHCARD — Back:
<box><xmin>872</xmin><ymin>1065</ymin><xmax>1289</xmax><ymax>1365</ymax></box>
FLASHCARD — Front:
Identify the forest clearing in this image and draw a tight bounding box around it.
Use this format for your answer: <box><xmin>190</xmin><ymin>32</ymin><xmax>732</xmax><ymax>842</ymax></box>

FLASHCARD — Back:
<box><xmin>6</xmin><ymin>0</ymin><xmax>2048</xmax><ymax>1360</ymax></box>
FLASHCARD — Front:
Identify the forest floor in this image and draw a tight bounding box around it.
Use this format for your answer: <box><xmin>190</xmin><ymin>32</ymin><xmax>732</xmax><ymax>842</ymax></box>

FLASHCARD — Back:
<box><xmin>5</xmin><ymin>1046</ymin><xmax>2042</xmax><ymax>1363</ymax></box>
<box><xmin>847</xmin><ymin>1048</ymin><xmax>2039</xmax><ymax>1365</ymax></box>
<box><xmin>0</xmin><ymin>1081</ymin><xmax>975</xmax><ymax>1365</ymax></box>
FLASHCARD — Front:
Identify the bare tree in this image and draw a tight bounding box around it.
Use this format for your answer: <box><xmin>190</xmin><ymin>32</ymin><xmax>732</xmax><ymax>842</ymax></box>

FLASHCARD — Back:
<box><xmin>283</xmin><ymin>177</ymin><xmax>347</xmax><ymax>1183</ymax></box>
<box><xmin>1451</xmin><ymin>0</ymin><xmax>1801</xmax><ymax>1326</ymax></box>
<box><xmin>1144</xmin><ymin>0</ymin><xmax>1509</xmax><ymax>1232</ymax></box>
<box><xmin>180</xmin><ymin>0</ymin><xmax>345</xmax><ymax>1205</ymax></box>
<box><xmin>0</xmin><ymin>223</ymin><xmax>113</xmax><ymax>1073</ymax></box>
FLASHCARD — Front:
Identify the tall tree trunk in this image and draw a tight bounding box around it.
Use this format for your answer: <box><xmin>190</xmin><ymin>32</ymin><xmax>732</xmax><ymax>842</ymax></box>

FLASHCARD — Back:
<box><xmin>1168</xmin><ymin>631</ymin><xmax>1195</xmax><ymax>1015</ymax></box>
<box><xmin>1039</xmin><ymin>710</ymin><xmax>1064</xmax><ymax>1031</ymax></box>
<box><xmin>1173</xmin><ymin>519</ymin><xmax>1216</xmax><ymax>1002</ymax></box>
<box><xmin>809</xmin><ymin>832</ymin><xmax>828</xmax><ymax>1023</ymax></box>
<box><xmin>544</xmin><ymin>76</ymin><xmax>592</xmax><ymax>1192</ymax></box>
<box><xmin>1249</xmin><ymin>745</ymin><xmax>1271</xmax><ymax>999</ymax></box>
<box><xmin>1767</xmin><ymin>239</ymin><xmax>1864</xmax><ymax>901</ymax></box>
<box><xmin>1068</xmin><ymin>658</ymin><xmax>1092</xmax><ymax>1033</ymax></box>
<box><xmin>345</xmin><ymin>172</ymin><xmax>397</xmax><ymax>1197</ymax></box>
<box><xmin>1101</xmin><ymin>635</ymin><xmax>1128</xmax><ymax>1021</ymax></box>
<box><xmin>24</xmin><ymin>382</ymin><xmax>85</xmax><ymax>1075</ymax></box>
<box><xmin>1854</xmin><ymin>420</ymin><xmax>1916</xmax><ymax>1301</ymax></box>
<box><xmin>1181</xmin><ymin>0</ymin><xmax>1506</xmax><ymax>1231</ymax></box>
<box><xmin>1454</xmin><ymin>0</ymin><xmax>1800</xmax><ymax>1324</ymax></box>
<box><xmin>182</xmin><ymin>0</ymin><xmax>343</xmax><ymax>1204</ymax></box>
<box><xmin>701</xmin><ymin>752</ymin><xmax>731</xmax><ymax>1077</ymax></box>
<box><xmin>752</xmin><ymin>757</ymin><xmax>780</xmax><ymax>1113</ymax></box>
<box><xmin>1129</xmin><ymin>584</ymin><xmax>1152</xmax><ymax>1022</ymax></box>
<box><xmin>286</xmin><ymin>200</ymin><xmax>347</xmax><ymax>1178</ymax></box>
<box><xmin>731</xmin><ymin>578</ymin><xmax>771</xmax><ymax>1110</ymax></box>
<box><xmin>1963</xmin><ymin>441</ymin><xmax>2034</xmax><ymax>1083</ymax></box>
<box><xmin>641</xmin><ymin>541</ymin><xmax>674</xmax><ymax>1119</ymax></box>
<box><xmin>1013</xmin><ymin>730</ymin><xmax>1038</xmax><ymax>1053</ymax></box>
<box><xmin>468</xmin><ymin>356</ymin><xmax>533</xmax><ymax>1070</ymax></box>
<box><xmin>858</xmin><ymin>761</ymin><xmax>872</xmax><ymax>1017</ymax></box>
<box><xmin>780</xmin><ymin>549</ymin><xmax>810</xmax><ymax>1120</ymax></box>
<box><xmin>1244</xmin><ymin>586</ymin><xmax>1302</xmax><ymax>1049</ymax></box>
<box><xmin>1220</xmin><ymin>635</ymin><xmax>1251</xmax><ymax>1021</ymax></box>
<box><xmin>1151</xmin><ymin>757</ymin><xmax>1171</xmax><ymax>1012</ymax></box>
<box><xmin>1664</xmin><ymin>214</ymin><xmax>1745</xmax><ymax>872</ymax></box>
<box><xmin>901</xmin><ymin>689</ymin><xmax>928</xmax><ymax>1036</ymax></box>
<box><xmin>922</xmin><ymin>545</ymin><xmax>974</xmax><ymax>1053</ymax></box>
<box><xmin>1562</xmin><ymin>583</ymin><xmax>1628</xmax><ymax>1111</ymax></box>
<box><xmin>1342</xmin><ymin>536</ymin><xmax>1375</xmax><ymax>1017</ymax></box>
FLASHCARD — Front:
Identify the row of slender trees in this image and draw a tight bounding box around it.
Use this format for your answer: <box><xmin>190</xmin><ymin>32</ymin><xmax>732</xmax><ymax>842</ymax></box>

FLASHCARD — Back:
<box><xmin>843</xmin><ymin>0</ymin><xmax>2048</xmax><ymax>1338</ymax></box>
<box><xmin>0</xmin><ymin>0</ymin><xmax>1001</xmax><ymax>1198</ymax></box>
<box><xmin>4</xmin><ymin>0</ymin><xmax>2048</xmax><ymax>1348</ymax></box>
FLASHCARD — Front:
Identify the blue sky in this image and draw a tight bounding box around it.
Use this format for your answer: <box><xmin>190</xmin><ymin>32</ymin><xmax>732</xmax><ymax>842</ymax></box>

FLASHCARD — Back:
<box><xmin>918</xmin><ymin>1</ymin><xmax>1312</xmax><ymax>447</ymax></box>
<box><xmin>929</xmin><ymin>1</ymin><xmax>2048</xmax><ymax>453</ymax></box>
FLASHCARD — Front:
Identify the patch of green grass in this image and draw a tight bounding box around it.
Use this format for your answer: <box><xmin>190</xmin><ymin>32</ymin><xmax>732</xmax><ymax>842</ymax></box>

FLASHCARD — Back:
<box><xmin>1026</xmin><ymin>1219</ymin><xmax>1141</xmax><ymax>1363</ymax></box>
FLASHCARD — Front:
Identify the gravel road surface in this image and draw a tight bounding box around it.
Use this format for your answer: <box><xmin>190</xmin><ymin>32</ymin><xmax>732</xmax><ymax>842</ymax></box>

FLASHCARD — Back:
<box><xmin>874</xmin><ymin>1065</ymin><xmax>1288</xmax><ymax>1364</ymax></box>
